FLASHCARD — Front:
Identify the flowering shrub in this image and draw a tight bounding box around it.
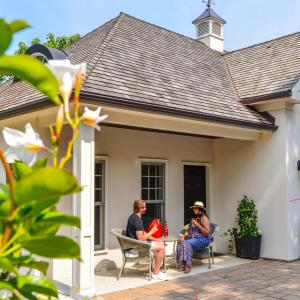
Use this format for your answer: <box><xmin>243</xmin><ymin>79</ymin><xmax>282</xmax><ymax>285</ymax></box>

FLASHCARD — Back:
<box><xmin>0</xmin><ymin>18</ymin><xmax>107</xmax><ymax>298</ymax></box>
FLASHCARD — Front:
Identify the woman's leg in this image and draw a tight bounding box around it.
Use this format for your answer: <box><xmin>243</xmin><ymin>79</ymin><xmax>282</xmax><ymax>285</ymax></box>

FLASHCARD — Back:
<box><xmin>176</xmin><ymin>241</ymin><xmax>186</xmax><ymax>270</ymax></box>
<box><xmin>178</xmin><ymin>239</ymin><xmax>193</xmax><ymax>269</ymax></box>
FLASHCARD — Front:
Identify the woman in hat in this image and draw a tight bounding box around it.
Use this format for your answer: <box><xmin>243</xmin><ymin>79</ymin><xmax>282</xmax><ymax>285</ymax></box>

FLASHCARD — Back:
<box><xmin>176</xmin><ymin>201</ymin><xmax>211</xmax><ymax>273</ymax></box>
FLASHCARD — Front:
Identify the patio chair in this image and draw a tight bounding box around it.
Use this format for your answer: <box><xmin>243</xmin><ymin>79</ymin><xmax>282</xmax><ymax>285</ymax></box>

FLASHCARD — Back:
<box><xmin>110</xmin><ymin>229</ymin><xmax>153</xmax><ymax>281</ymax></box>
<box><xmin>180</xmin><ymin>222</ymin><xmax>219</xmax><ymax>269</ymax></box>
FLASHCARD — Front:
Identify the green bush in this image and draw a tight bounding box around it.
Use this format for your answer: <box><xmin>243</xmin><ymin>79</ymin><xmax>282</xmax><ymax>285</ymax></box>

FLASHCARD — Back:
<box><xmin>222</xmin><ymin>195</ymin><xmax>260</xmax><ymax>250</ymax></box>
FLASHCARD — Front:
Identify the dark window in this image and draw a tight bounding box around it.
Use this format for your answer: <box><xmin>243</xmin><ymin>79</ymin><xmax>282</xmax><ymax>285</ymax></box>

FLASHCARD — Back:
<box><xmin>94</xmin><ymin>160</ymin><xmax>105</xmax><ymax>250</ymax></box>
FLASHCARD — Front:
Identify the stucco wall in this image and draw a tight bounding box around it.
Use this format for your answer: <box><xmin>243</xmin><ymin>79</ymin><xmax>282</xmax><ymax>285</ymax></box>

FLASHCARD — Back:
<box><xmin>214</xmin><ymin>109</ymin><xmax>289</xmax><ymax>260</ymax></box>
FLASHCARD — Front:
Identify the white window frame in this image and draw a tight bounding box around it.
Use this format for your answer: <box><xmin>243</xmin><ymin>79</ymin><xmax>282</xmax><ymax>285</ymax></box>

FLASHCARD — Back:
<box><xmin>139</xmin><ymin>158</ymin><xmax>169</xmax><ymax>223</ymax></box>
<box><xmin>94</xmin><ymin>155</ymin><xmax>108</xmax><ymax>254</ymax></box>
<box><xmin>181</xmin><ymin>162</ymin><xmax>213</xmax><ymax>220</ymax></box>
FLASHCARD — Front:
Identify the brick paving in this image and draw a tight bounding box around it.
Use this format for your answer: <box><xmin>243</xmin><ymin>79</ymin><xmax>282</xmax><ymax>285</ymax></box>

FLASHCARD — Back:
<box><xmin>102</xmin><ymin>260</ymin><xmax>300</xmax><ymax>299</ymax></box>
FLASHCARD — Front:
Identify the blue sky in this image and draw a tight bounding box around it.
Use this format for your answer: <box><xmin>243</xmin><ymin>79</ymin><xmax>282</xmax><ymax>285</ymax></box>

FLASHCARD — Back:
<box><xmin>2</xmin><ymin>0</ymin><xmax>300</xmax><ymax>53</ymax></box>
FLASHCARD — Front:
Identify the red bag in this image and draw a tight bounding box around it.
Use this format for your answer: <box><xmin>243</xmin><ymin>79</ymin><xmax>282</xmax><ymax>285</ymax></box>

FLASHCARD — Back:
<box><xmin>148</xmin><ymin>219</ymin><xmax>163</xmax><ymax>238</ymax></box>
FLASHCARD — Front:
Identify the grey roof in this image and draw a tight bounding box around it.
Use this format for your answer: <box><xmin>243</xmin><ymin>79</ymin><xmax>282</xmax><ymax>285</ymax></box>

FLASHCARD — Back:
<box><xmin>0</xmin><ymin>13</ymin><xmax>274</xmax><ymax>130</ymax></box>
<box><xmin>224</xmin><ymin>32</ymin><xmax>300</xmax><ymax>103</ymax></box>
<box><xmin>192</xmin><ymin>8</ymin><xmax>226</xmax><ymax>24</ymax></box>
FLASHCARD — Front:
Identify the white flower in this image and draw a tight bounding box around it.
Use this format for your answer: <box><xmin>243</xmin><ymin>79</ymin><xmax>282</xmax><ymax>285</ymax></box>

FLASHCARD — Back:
<box><xmin>46</xmin><ymin>60</ymin><xmax>86</xmax><ymax>111</ymax></box>
<box><xmin>3</xmin><ymin>123</ymin><xmax>46</xmax><ymax>166</ymax></box>
<box><xmin>82</xmin><ymin>107</ymin><xmax>108</xmax><ymax>131</ymax></box>
<box><xmin>46</xmin><ymin>59</ymin><xmax>86</xmax><ymax>87</ymax></box>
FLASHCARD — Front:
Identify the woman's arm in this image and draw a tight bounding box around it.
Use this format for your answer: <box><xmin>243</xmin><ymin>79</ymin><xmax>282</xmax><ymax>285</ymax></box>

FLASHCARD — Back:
<box><xmin>191</xmin><ymin>216</ymin><xmax>210</xmax><ymax>236</ymax></box>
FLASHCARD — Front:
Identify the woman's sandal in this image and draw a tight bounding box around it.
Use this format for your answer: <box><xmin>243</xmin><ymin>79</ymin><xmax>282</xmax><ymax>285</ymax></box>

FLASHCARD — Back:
<box><xmin>184</xmin><ymin>267</ymin><xmax>191</xmax><ymax>274</ymax></box>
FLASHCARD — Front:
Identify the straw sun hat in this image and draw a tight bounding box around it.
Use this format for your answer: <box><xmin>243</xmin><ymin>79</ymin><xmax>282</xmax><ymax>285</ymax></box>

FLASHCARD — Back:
<box><xmin>190</xmin><ymin>201</ymin><xmax>206</xmax><ymax>210</ymax></box>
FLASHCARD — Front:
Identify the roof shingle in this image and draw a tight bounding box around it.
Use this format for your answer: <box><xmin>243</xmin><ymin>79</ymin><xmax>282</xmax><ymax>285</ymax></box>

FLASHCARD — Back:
<box><xmin>224</xmin><ymin>32</ymin><xmax>300</xmax><ymax>102</ymax></box>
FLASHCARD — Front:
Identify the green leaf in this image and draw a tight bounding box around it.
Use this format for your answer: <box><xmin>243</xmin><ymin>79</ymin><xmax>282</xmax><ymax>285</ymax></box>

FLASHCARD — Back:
<box><xmin>30</xmin><ymin>222</ymin><xmax>60</xmax><ymax>237</ymax></box>
<box><xmin>0</xmin><ymin>257</ymin><xmax>15</xmax><ymax>272</ymax></box>
<box><xmin>17</xmin><ymin>275</ymin><xmax>57</xmax><ymax>297</ymax></box>
<box><xmin>9</xmin><ymin>256</ymin><xmax>49</xmax><ymax>275</ymax></box>
<box><xmin>12</xmin><ymin>161</ymin><xmax>33</xmax><ymax>180</ymax></box>
<box><xmin>0</xmin><ymin>281</ymin><xmax>14</xmax><ymax>291</ymax></box>
<box><xmin>0</xmin><ymin>19</ymin><xmax>12</xmax><ymax>56</ymax></box>
<box><xmin>15</xmin><ymin>167</ymin><xmax>81</xmax><ymax>205</ymax></box>
<box><xmin>0</xmin><ymin>55</ymin><xmax>60</xmax><ymax>104</ymax></box>
<box><xmin>32</xmin><ymin>158</ymin><xmax>48</xmax><ymax>170</ymax></box>
<box><xmin>0</xmin><ymin>190</ymin><xmax>11</xmax><ymax>218</ymax></box>
<box><xmin>9</xmin><ymin>20</ymin><xmax>30</xmax><ymax>33</ymax></box>
<box><xmin>22</xmin><ymin>236</ymin><xmax>80</xmax><ymax>259</ymax></box>
<box><xmin>37</xmin><ymin>211</ymin><xmax>80</xmax><ymax>228</ymax></box>
<box><xmin>29</xmin><ymin>197</ymin><xmax>60</xmax><ymax>215</ymax></box>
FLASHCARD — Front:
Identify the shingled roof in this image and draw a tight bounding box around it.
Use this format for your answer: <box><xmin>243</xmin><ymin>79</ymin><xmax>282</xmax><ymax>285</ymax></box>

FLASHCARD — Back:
<box><xmin>0</xmin><ymin>13</ymin><xmax>276</xmax><ymax>130</ymax></box>
<box><xmin>224</xmin><ymin>32</ymin><xmax>300</xmax><ymax>103</ymax></box>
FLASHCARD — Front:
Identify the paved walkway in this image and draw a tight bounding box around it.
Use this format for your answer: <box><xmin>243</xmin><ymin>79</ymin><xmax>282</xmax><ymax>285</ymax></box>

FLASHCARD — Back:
<box><xmin>102</xmin><ymin>259</ymin><xmax>300</xmax><ymax>299</ymax></box>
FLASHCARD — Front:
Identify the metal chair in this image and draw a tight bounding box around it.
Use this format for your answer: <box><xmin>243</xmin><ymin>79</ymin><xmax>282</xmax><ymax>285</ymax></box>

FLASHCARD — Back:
<box><xmin>110</xmin><ymin>229</ymin><xmax>153</xmax><ymax>280</ymax></box>
<box><xmin>180</xmin><ymin>222</ymin><xmax>219</xmax><ymax>269</ymax></box>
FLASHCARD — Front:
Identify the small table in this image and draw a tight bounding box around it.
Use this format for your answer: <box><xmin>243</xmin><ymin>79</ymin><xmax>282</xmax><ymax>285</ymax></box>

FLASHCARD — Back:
<box><xmin>161</xmin><ymin>235</ymin><xmax>179</xmax><ymax>272</ymax></box>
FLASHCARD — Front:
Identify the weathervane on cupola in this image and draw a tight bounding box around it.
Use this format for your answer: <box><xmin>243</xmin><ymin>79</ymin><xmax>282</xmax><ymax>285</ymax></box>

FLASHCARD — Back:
<box><xmin>192</xmin><ymin>0</ymin><xmax>226</xmax><ymax>52</ymax></box>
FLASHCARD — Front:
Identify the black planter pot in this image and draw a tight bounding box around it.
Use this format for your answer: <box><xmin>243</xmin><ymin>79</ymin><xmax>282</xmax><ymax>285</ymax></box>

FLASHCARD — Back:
<box><xmin>235</xmin><ymin>235</ymin><xmax>262</xmax><ymax>259</ymax></box>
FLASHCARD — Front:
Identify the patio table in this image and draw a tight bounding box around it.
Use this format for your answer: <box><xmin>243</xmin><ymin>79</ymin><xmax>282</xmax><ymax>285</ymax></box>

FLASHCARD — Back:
<box><xmin>161</xmin><ymin>235</ymin><xmax>179</xmax><ymax>272</ymax></box>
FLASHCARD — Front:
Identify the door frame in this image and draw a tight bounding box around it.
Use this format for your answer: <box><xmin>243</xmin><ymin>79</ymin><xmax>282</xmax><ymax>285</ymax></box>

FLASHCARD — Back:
<box><xmin>181</xmin><ymin>162</ymin><xmax>213</xmax><ymax>221</ymax></box>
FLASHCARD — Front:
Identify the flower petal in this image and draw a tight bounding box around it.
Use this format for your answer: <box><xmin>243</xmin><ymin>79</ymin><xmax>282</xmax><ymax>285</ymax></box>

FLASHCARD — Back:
<box><xmin>4</xmin><ymin>147</ymin><xmax>21</xmax><ymax>163</ymax></box>
<box><xmin>3</xmin><ymin>127</ymin><xmax>26</xmax><ymax>147</ymax></box>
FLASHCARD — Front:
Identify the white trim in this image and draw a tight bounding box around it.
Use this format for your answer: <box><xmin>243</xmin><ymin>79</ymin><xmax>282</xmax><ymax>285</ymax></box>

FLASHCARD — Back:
<box><xmin>181</xmin><ymin>161</ymin><xmax>213</xmax><ymax>221</ymax></box>
<box><xmin>291</xmin><ymin>78</ymin><xmax>300</xmax><ymax>102</ymax></box>
<box><xmin>95</xmin><ymin>155</ymin><xmax>109</xmax><ymax>252</ymax></box>
<box><xmin>138</xmin><ymin>158</ymin><xmax>169</xmax><ymax>222</ymax></box>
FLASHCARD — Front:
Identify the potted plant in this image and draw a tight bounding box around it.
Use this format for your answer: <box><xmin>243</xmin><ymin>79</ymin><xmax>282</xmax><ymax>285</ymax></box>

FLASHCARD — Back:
<box><xmin>222</xmin><ymin>195</ymin><xmax>262</xmax><ymax>259</ymax></box>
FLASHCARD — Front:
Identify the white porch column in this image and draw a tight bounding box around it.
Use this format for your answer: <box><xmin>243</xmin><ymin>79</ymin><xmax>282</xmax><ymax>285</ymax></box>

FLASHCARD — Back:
<box><xmin>71</xmin><ymin>123</ymin><xmax>96</xmax><ymax>298</ymax></box>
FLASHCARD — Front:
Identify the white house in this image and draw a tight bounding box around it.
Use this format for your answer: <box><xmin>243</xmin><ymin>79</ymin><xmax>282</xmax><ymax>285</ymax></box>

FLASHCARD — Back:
<box><xmin>1</xmin><ymin>3</ymin><xmax>300</xmax><ymax>297</ymax></box>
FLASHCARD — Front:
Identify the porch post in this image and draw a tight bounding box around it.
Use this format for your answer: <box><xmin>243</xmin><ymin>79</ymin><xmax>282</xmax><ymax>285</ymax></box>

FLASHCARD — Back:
<box><xmin>71</xmin><ymin>123</ymin><xmax>96</xmax><ymax>299</ymax></box>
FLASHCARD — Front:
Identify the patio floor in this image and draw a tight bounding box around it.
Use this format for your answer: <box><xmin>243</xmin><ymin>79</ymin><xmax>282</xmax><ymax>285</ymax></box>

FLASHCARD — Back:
<box><xmin>96</xmin><ymin>253</ymin><xmax>252</xmax><ymax>296</ymax></box>
<box><xmin>102</xmin><ymin>259</ymin><xmax>300</xmax><ymax>299</ymax></box>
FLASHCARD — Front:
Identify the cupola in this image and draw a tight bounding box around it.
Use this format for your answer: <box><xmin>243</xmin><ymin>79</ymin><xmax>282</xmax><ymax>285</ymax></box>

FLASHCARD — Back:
<box><xmin>192</xmin><ymin>0</ymin><xmax>226</xmax><ymax>52</ymax></box>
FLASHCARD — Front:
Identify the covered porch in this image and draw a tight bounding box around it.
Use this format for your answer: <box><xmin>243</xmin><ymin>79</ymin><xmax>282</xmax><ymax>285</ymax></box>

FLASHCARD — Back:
<box><xmin>58</xmin><ymin>103</ymin><xmax>270</xmax><ymax>297</ymax></box>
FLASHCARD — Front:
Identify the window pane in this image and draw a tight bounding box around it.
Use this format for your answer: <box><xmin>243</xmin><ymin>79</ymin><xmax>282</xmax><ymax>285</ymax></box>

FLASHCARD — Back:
<box><xmin>157</xmin><ymin>189</ymin><xmax>163</xmax><ymax>201</ymax></box>
<box><xmin>149</xmin><ymin>177</ymin><xmax>156</xmax><ymax>188</ymax></box>
<box><xmin>149</xmin><ymin>165</ymin><xmax>156</xmax><ymax>176</ymax></box>
<box><xmin>142</xmin><ymin>164</ymin><xmax>148</xmax><ymax>176</ymax></box>
<box><xmin>95</xmin><ymin>176</ymin><xmax>102</xmax><ymax>189</ymax></box>
<box><xmin>95</xmin><ymin>189</ymin><xmax>102</xmax><ymax>203</ymax></box>
<box><xmin>149</xmin><ymin>189</ymin><xmax>156</xmax><ymax>200</ymax></box>
<box><xmin>157</xmin><ymin>165</ymin><xmax>164</xmax><ymax>176</ymax></box>
<box><xmin>142</xmin><ymin>189</ymin><xmax>148</xmax><ymax>200</ymax></box>
<box><xmin>95</xmin><ymin>163</ymin><xmax>102</xmax><ymax>175</ymax></box>
<box><xmin>94</xmin><ymin>206</ymin><xmax>100</xmax><ymax>246</ymax></box>
<box><xmin>142</xmin><ymin>177</ymin><xmax>148</xmax><ymax>188</ymax></box>
<box><xmin>156</xmin><ymin>177</ymin><xmax>163</xmax><ymax>188</ymax></box>
<box><xmin>142</xmin><ymin>203</ymin><xmax>163</xmax><ymax>229</ymax></box>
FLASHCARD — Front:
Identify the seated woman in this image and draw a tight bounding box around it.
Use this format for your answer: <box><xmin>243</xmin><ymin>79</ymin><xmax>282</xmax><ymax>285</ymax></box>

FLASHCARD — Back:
<box><xmin>176</xmin><ymin>201</ymin><xmax>211</xmax><ymax>273</ymax></box>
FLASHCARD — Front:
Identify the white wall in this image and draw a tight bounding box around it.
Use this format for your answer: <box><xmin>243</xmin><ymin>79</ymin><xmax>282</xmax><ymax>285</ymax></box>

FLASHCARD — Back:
<box><xmin>214</xmin><ymin>109</ymin><xmax>289</xmax><ymax>260</ymax></box>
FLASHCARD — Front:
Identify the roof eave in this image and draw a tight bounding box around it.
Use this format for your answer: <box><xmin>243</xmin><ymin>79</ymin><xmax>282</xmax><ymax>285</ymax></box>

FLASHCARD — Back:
<box><xmin>80</xmin><ymin>92</ymin><xmax>277</xmax><ymax>131</ymax></box>
<box><xmin>240</xmin><ymin>91</ymin><xmax>291</xmax><ymax>105</ymax></box>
